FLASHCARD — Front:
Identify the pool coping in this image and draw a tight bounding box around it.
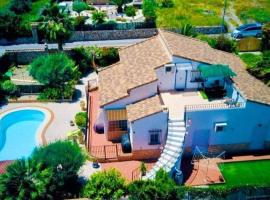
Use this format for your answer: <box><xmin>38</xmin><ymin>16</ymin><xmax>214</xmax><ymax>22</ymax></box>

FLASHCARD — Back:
<box><xmin>0</xmin><ymin>106</ymin><xmax>54</xmax><ymax>146</ymax></box>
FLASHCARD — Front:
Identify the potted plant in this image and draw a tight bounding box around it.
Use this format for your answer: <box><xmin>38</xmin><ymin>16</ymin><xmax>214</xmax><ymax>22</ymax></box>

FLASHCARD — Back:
<box><xmin>140</xmin><ymin>162</ymin><xmax>147</xmax><ymax>176</ymax></box>
<box><xmin>90</xmin><ymin>156</ymin><xmax>99</xmax><ymax>169</ymax></box>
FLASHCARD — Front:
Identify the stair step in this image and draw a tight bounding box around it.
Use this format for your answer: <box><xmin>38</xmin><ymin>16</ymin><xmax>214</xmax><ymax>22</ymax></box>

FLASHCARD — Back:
<box><xmin>163</xmin><ymin>149</ymin><xmax>181</xmax><ymax>157</ymax></box>
<box><xmin>168</xmin><ymin>127</ymin><xmax>186</xmax><ymax>132</ymax></box>
<box><xmin>167</xmin><ymin>135</ymin><xmax>185</xmax><ymax>142</ymax></box>
<box><xmin>168</xmin><ymin>121</ymin><xmax>185</xmax><ymax>126</ymax></box>
<box><xmin>166</xmin><ymin>140</ymin><xmax>183</xmax><ymax>148</ymax></box>
<box><xmin>169</xmin><ymin>119</ymin><xmax>184</xmax><ymax>123</ymax></box>
<box><xmin>164</xmin><ymin>144</ymin><xmax>180</xmax><ymax>152</ymax></box>
<box><xmin>167</xmin><ymin>131</ymin><xmax>186</xmax><ymax>138</ymax></box>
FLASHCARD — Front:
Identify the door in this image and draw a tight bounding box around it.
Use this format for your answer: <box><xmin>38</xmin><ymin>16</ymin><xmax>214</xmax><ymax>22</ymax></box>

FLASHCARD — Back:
<box><xmin>175</xmin><ymin>68</ymin><xmax>186</xmax><ymax>90</ymax></box>
<box><xmin>250</xmin><ymin>125</ymin><xmax>268</xmax><ymax>150</ymax></box>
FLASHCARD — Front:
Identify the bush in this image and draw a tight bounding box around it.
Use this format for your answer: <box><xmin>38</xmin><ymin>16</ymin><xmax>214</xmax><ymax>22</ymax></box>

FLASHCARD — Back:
<box><xmin>262</xmin><ymin>23</ymin><xmax>270</xmax><ymax>51</ymax></box>
<box><xmin>82</xmin><ymin>169</ymin><xmax>126</xmax><ymax>200</ymax></box>
<box><xmin>215</xmin><ymin>35</ymin><xmax>236</xmax><ymax>53</ymax></box>
<box><xmin>75</xmin><ymin>112</ymin><xmax>87</xmax><ymax>128</ymax></box>
<box><xmin>180</xmin><ymin>24</ymin><xmax>197</xmax><ymax>37</ymax></box>
<box><xmin>9</xmin><ymin>0</ymin><xmax>32</xmax><ymax>14</ymax></box>
<box><xmin>1</xmin><ymin>80</ymin><xmax>18</xmax><ymax>96</ymax></box>
<box><xmin>73</xmin><ymin>0</ymin><xmax>90</xmax><ymax>14</ymax></box>
<box><xmin>97</xmin><ymin>47</ymin><xmax>119</xmax><ymax>67</ymax></box>
<box><xmin>124</xmin><ymin>6</ymin><xmax>136</xmax><ymax>17</ymax></box>
<box><xmin>32</xmin><ymin>141</ymin><xmax>86</xmax><ymax>199</ymax></box>
<box><xmin>70</xmin><ymin>47</ymin><xmax>93</xmax><ymax>75</ymax></box>
<box><xmin>143</xmin><ymin>0</ymin><xmax>157</xmax><ymax>22</ymax></box>
<box><xmin>0</xmin><ymin>11</ymin><xmax>22</xmax><ymax>40</ymax></box>
<box><xmin>29</xmin><ymin>53</ymin><xmax>77</xmax><ymax>87</ymax></box>
<box><xmin>248</xmin><ymin>51</ymin><xmax>270</xmax><ymax>86</ymax></box>
<box><xmin>128</xmin><ymin>169</ymin><xmax>183</xmax><ymax>200</ymax></box>
<box><xmin>161</xmin><ymin>0</ymin><xmax>174</xmax><ymax>8</ymax></box>
<box><xmin>196</xmin><ymin>34</ymin><xmax>217</xmax><ymax>48</ymax></box>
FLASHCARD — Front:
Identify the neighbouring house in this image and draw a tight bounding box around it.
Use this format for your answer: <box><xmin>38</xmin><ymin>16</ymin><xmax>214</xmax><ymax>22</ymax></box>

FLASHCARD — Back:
<box><xmin>87</xmin><ymin>30</ymin><xmax>270</xmax><ymax>181</ymax></box>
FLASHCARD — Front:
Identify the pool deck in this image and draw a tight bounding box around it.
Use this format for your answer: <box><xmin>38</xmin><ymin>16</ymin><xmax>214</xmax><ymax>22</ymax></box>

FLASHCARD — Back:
<box><xmin>0</xmin><ymin>72</ymin><xmax>98</xmax><ymax>144</ymax></box>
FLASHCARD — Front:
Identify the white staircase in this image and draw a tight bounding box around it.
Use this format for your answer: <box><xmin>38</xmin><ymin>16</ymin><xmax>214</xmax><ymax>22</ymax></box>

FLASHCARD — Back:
<box><xmin>144</xmin><ymin>118</ymin><xmax>187</xmax><ymax>179</ymax></box>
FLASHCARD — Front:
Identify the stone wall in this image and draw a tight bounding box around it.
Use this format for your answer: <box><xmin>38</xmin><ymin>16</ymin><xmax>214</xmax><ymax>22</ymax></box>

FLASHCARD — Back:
<box><xmin>69</xmin><ymin>29</ymin><xmax>158</xmax><ymax>42</ymax></box>
<box><xmin>195</xmin><ymin>26</ymin><xmax>226</xmax><ymax>34</ymax></box>
<box><xmin>0</xmin><ymin>37</ymin><xmax>35</xmax><ymax>45</ymax></box>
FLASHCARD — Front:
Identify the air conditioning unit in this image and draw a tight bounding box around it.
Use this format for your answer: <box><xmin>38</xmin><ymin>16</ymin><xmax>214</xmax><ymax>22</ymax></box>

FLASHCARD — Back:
<box><xmin>164</xmin><ymin>64</ymin><xmax>175</xmax><ymax>73</ymax></box>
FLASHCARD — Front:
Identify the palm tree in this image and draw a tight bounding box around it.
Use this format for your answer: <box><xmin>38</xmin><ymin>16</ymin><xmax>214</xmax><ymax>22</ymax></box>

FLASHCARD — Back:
<box><xmin>111</xmin><ymin>0</ymin><xmax>129</xmax><ymax>13</ymax></box>
<box><xmin>86</xmin><ymin>46</ymin><xmax>103</xmax><ymax>70</ymax></box>
<box><xmin>0</xmin><ymin>159</ymin><xmax>53</xmax><ymax>200</ymax></box>
<box><xmin>39</xmin><ymin>4</ymin><xmax>74</xmax><ymax>50</ymax></box>
<box><xmin>91</xmin><ymin>11</ymin><xmax>107</xmax><ymax>24</ymax></box>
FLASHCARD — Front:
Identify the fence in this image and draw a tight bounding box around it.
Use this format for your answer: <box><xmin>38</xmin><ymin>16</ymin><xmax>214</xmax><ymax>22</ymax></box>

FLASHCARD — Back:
<box><xmin>237</xmin><ymin>37</ymin><xmax>261</xmax><ymax>52</ymax></box>
<box><xmin>185</xmin><ymin>102</ymin><xmax>245</xmax><ymax>111</ymax></box>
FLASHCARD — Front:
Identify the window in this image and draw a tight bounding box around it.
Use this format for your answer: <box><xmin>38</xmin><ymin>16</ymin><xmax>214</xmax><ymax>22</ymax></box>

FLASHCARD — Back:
<box><xmin>215</xmin><ymin>123</ymin><xmax>227</xmax><ymax>132</ymax></box>
<box><xmin>108</xmin><ymin>120</ymin><xmax>128</xmax><ymax>132</ymax></box>
<box><xmin>149</xmin><ymin>129</ymin><xmax>161</xmax><ymax>145</ymax></box>
<box><xmin>165</xmin><ymin>66</ymin><xmax>172</xmax><ymax>73</ymax></box>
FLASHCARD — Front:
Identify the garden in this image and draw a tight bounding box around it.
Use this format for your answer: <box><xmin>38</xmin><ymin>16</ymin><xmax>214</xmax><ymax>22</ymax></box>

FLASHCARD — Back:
<box><xmin>218</xmin><ymin>160</ymin><xmax>270</xmax><ymax>187</ymax></box>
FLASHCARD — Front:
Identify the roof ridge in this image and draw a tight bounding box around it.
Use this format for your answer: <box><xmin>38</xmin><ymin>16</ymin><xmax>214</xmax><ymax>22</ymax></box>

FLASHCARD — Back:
<box><xmin>158</xmin><ymin>29</ymin><xmax>173</xmax><ymax>56</ymax></box>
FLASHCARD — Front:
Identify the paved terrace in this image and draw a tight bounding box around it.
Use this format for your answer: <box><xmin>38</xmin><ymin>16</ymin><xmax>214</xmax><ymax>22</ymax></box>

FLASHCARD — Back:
<box><xmin>160</xmin><ymin>91</ymin><xmax>228</xmax><ymax>120</ymax></box>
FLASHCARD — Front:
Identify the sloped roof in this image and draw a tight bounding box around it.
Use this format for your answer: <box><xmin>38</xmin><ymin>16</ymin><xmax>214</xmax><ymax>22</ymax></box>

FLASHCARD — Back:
<box><xmin>160</xmin><ymin>30</ymin><xmax>270</xmax><ymax>105</ymax></box>
<box><xmin>99</xmin><ymin>36</ymin><xmax>171</xmax><ymax>106</ymax></box>
<box><xmin>127</xmin><ymin>95</ymin><xmax>163</xmax><ymax>122</ymax></box>
<box><xmin>98</xmin><ymin>29</ymin><xmax>270</xmax><ymax>107</ymax></box>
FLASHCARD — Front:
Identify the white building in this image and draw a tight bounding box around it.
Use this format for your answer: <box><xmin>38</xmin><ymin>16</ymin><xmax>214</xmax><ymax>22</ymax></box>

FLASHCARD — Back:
<box><xmin>89</xmin><ymin>30</ymin><xmax>270</xmax><ymax>179</ymax></box>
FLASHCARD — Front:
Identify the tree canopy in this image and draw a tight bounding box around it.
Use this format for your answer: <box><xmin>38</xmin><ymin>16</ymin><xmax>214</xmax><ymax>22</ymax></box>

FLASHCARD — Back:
<box><xmin>73</xmin><ymin>0</ymin><xmax>90</xmax><ymax>14</ymax></box>
<box><xmin>29</xmin><ymin>53</ymin><xmax>77</xmax><ymax>87</ymax></box>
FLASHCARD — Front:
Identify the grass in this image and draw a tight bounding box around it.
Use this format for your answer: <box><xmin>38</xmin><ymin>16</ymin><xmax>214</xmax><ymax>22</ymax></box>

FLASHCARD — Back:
<box><xmin>233</xmin><ymin>0</ymin><xmax>270</xmax><ymax>23</ymax></box>
<box><xmin>156</xmin><ymin>0</ymin><xmax>224</xmax><ymax>27</ymax></box>
<box><xmin>239</xmin><ymin>53</ymin><xmax>263</xmax><ymax>69</ymax></box>
<box><xmin>199</xmin><ymin>91</ymin><xmax>209</xmax><ymax>99</ymax></box>
<box><xmin>218</xmin><ymin>160</ymin><xmax>270</xmax><ymax>187</ymax></box>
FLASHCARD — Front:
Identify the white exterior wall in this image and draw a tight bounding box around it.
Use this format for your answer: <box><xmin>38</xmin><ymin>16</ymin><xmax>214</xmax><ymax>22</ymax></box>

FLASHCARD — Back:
<box><xmin>130</xmin><ymin>111</ymin><xmax>168</xmax><ymax>150</ymax></box>
<box><xmin>156</xmin><ymin>56</ymin><xmax>202</xmax><ymax>91</ymax></box>
<box><xmin>103</xmin><ymin>81</ymin><xmax>158</xmax><ymax>109</ymax></box>
<box><xmin>185</xmin><ymin>101</ymin><xmax>270</xmax><ymax>153</ymax></box>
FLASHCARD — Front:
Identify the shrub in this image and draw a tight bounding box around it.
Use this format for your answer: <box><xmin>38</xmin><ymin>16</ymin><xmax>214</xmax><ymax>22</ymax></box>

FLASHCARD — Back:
<box><xmin>128</xmin><ymin>169</ymin><xmax>183</xmax><ymax>200</ymax></box>
<box><xmin>9</xmin><ymin>0</ymin><xmax>32</xmax><ymax>14</ymax></box>
<box><xmin>70</xmin><ymin>47</ymin><xmax>93</xmax><ymax>75</ymax></box>
<box><xmin>262</xmin><ymin>23</ymin><xmax>270</xmax><ymax>51</ymax></box>
<box><xmin>124</xmin><ymin>6</ymin><xmax>136</xmax><ymax>17</ymax></box>
<box><xmin>92</xmin><ymin>11</ymin><xmax>107</xmax><ymax>24</ymax></box>
<box><xmin>180</xmin><ymin>24</ymin><xmax>197</xmax><ymax>37</ymax></box>
<box><xmin>74</xmin><ymin>16</ymin><xmax>86</xmax><ymax>30</ymax></box>
<box><xmin>97</xmin><ymin>47</ymin><xmax>119</xmax><ymax>67</ymax></box>
<box><xmin>248</xmin><ymin>51</ymin><xmax>270</xmax><ymax>86</ymax></box>
<box><xmin>72</xmin><ymin>0</ymin><xmax>90</xmax><ymax>14</ymax></box>
<box><xmin>82</xmin><ymin>169</ymin><xmax>126</xmax><ymax>200</ymax></box>
<box><xmin>215</xmin><ymin>35</ymin><xmax>236</xmax><ymax>53</ymax></box>
<box><xmin>161</xmin><ymin>0</ymin><xmax>174</xmax><ymax>8</ymax></box>
<box><xmin>1</xmin><ymin>80</ymin><xmax>18</xmax><ymax>96</ymax></box>
<box><xmin>32</xmin><ymin>141</ymin><xmax>86</xmax><ymax>199</ymax></box>
<box><xmin>111</xmin><ymin>0</ymin><xmax>130</xmax><ymax>13</ymax></box>
<box><xmin>0</xmin><ymin>159</ymin><xmax>53</xmax><ymax>200</ymax></box>
<box><xmin>143</xmin><ymin>0</ymin><xmax>157</xmax><ymax>22</ymax></box>
<box><xmin>0</xmin><ymin>11</ymin><xmax>22</xmax><ymax>40</ymax></box>
<box><xmin>196</xmin><ymin>34</ymin><xmax>217</xmax><ymax>48</ymax></box>
<box><xmin>75</xmin><ymin>112</ymin><xmax>87</xmax><ymax>128</ymax></box>
<box><xmin>29</xmin><ymin>53</ymin><xmax>77</xmax><ymax>87</ymax></box>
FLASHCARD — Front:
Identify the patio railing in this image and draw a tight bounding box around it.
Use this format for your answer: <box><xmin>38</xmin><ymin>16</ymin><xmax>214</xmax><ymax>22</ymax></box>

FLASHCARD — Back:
<box><xmin>185</xmin><ymin>102</ymin><xmax>245</xmax><ymax>112</ymax></box>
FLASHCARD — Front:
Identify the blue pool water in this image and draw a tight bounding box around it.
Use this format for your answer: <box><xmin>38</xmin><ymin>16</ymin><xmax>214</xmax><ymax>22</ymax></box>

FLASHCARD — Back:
<box><xmin>0</xmin><ymin>109</ymin><xmax>45</xmax><ymax>161</ymax></box>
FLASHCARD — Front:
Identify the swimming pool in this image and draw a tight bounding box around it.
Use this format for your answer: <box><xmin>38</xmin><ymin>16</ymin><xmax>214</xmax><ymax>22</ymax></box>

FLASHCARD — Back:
<box><xmin>0</xmin><ymin>108</ymin><xmax>50</xmax><ymax>161</ymax></box>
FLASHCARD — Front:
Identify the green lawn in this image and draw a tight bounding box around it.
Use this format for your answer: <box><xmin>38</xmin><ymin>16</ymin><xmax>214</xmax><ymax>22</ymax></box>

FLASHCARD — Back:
<box><xmin>218</xmin><ymin>160</ymin><xmax>270</xmax><ymax>187</ymax></box>
<box><xmin>233</xmin><ymin>0</ymin><xmax>270</xmax><ymax>23</ymax></box>
<box><xmin>156</xmin><ymin>0</ymin><xmax>224</xmax><ymax>27</ymax></box>
<box><xmin>239</xmin><ymin>53</ymin><xmax>263</xmax><ymax>69</ymax></box>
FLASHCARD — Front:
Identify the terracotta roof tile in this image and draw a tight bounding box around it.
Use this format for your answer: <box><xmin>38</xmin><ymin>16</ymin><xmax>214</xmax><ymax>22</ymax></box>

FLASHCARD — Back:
<box><xmin>99</xmin><ymin>36</ymin><xmax>171</xmax><ymax>106</ymax></box>
<box><xmin>159</xmin><ymin>30</ymin><xmax>270</xmax><ymax>105</ymax></box>
<box><xmin>98</xmin><ymin>30</ymin><xmax>270</xmax><ymax>107</ymax></box>
<box><xmin>127</xmin><ymin>95</ymin><xmax>163</xmax><ymax>122</ymax></box>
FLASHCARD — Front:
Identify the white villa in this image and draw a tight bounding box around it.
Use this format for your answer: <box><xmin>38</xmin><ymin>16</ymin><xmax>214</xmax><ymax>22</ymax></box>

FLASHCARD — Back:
<box><xmin>88</xmin><ymin>30</ymin><xmax>270</xmax><ymax>180</ymax></box>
